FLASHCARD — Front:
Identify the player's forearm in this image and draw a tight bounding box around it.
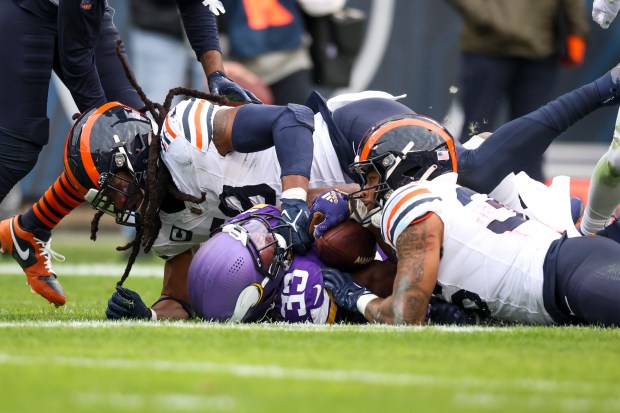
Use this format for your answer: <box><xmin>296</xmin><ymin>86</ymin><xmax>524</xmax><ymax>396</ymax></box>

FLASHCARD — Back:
<box><xmin>199</xmin><ymin>50</ymin><xmax>225</xmax><ymax>79</ymax></box>
<box><xmin>364</xmin><ymin>293</ymin><xmax>428</xmax><ymax>325</ymax></box>
<box><xmin>151</xmin><ymin>299</ymin><xmax>193</xmax><ymax>321</ymax></box>
<box><xmin>281</xmin><ymin>175</ymin><xmax>310</xmax><ymax>193</ymax></box>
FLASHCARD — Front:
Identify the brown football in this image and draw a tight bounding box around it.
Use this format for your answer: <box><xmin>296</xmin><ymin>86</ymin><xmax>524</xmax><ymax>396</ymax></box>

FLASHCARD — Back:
<box><xmin>315</xmin><ymin>219</ymin><xmax>377</xmax><ymax>271</ymax></box>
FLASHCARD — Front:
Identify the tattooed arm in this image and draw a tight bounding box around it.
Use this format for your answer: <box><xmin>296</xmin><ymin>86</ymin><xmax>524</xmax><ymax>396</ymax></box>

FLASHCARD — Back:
<box><xmin>363</xmin><ymin>213</ymin><xmax>443</xmax><ymax>324</ymax></box>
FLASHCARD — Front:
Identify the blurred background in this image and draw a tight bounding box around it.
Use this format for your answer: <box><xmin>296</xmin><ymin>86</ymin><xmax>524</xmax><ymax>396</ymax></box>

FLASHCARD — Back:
<box><xmin>8</xmin><ymin>0</ymin><xmax>620</xmax><ymax>211</ymax></box>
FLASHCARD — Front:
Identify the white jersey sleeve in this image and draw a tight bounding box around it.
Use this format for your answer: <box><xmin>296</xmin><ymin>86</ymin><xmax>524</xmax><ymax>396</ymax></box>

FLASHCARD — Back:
<box><xmin>161</xmin><ymin>98</ymin><xmax>223</xmax><ymax>153</ymax></box>
<box><xmin>381</xmin><ymin>176</ymin><xmax>561</xmax><ymax>325</ymax></box>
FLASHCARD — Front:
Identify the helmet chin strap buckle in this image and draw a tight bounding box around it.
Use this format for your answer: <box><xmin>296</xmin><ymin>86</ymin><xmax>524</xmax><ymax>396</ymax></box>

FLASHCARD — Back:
<box><xmin>419</xmin><ymin>164</ymin><xmax>438</xmax><ymax>181</ymax></box>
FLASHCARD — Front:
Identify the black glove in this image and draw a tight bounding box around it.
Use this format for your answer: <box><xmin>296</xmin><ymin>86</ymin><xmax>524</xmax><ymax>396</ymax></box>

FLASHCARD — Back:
<box><xmin>207</xmin><ymin>71</ymin><xmax>262</xmax><ymax>105</ymax></box>
<box><xmin>429</xmin><ymin>296</ymin><xmax>478</xmax><ymax>325</ymax></box>
<box><xmin>322</xmin><ymin>267</ymin><xmax>374</xmax><ymax>313</ymax></box>
<box><xmin>106</xmin><ymin>285</ymin><xmax>152</xmax><ymax>320</ymax></box>
<box><xmin>280</xmin><ymin>198</ymin><xmax>313</xmax><ymax>255</ymax></box>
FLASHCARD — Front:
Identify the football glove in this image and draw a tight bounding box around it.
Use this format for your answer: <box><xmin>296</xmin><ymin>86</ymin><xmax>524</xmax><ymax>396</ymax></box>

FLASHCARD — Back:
<box><xmin>428</xmin><ymin>296</ymin><xmax>478</xmax><ymax>325</ymax></box>
<box><xmin>207</xmin><ymin>71</ymin><xmax>262</xmax><ymax>105</ymax></box>
<box><xmin>309</xmin><ymin>189</ymin><xmax>351</xmax><ymax>239</ymax></box>
<box><xmin>280</xmin><ymin>197</ymin><xmax>313</xmax><ymax>255</ymax></box>
<box><xmin>106</xmin><ymin>285</ymin><xmax>153</xmax><ymax>320</ymax></box>
<box><xmin>322</xmin><ymin>267</ymin><xmax>374</xmax><ymax>313</ymax></box>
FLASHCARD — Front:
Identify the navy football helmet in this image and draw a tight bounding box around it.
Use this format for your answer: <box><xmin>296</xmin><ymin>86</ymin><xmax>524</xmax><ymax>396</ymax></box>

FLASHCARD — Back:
<box><xmin>64</xmin><ymin>102</ymin><xmax>151</xmax><ymax>225</ymax></box>
<box><xmin>349</xmin><ymin>114</ymin><xmax>458</xmax><ymax>212</ymax></box>
<box><xmin>187</xmin><ymin>207</ymin><xmax>293</xmax><ymax>322</ymax></box>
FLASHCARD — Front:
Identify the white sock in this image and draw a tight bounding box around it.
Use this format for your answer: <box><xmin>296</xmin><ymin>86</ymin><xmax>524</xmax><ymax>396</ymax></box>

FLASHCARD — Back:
<box><xmin>581</xmin><ymin>111</ymin><xmax>620</xmax><ymax>234</ymax></box>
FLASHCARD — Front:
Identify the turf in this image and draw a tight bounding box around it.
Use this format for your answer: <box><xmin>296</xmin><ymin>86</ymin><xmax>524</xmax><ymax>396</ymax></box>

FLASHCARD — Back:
<box><xmin>0</xmin><ymin>232</ymin><xmax>619</xmax><ymax>413</ymax></box>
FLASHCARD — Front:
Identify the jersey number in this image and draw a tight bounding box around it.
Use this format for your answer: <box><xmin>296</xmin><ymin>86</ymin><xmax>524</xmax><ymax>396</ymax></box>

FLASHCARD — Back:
<box><xmin>218</xmin><ymin>184</ymin><xmax>277</xmax><ymax>217</ymax></box>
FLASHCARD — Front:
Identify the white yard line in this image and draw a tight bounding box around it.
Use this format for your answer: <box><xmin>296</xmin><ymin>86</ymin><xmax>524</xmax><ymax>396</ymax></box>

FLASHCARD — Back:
<box><xmin>0</xmin><ymin>263</ymin><xmax>162</xmax><ymax>277</ymax></box>
<box><xmin>0</xmin><ymin>351</ymin><xmax>618</xmax><ymax>400</ymax></box>
<box><xmin>0</xmin><ymin>319</ymin><xmax>512</xmax><ymax>333</ymax></box>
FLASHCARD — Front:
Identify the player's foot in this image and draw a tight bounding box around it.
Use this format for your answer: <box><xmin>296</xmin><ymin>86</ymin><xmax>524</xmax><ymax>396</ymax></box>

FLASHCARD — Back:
<box><xmin>596</xmin><ymin>63</ymin><xmax>620</xmax><ymax>106</ymax></box>
<box><xmin>0</xmin><ymin>216</ymin><xmax>66</xmax><ymax>306</ymax></box>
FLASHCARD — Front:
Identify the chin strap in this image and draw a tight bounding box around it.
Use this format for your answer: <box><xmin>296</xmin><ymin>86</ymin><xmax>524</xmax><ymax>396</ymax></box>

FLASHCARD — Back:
<box><xmin>419</xmin><ymin>164</ymin><xmax>438</xmax><ymax>182</ymax></box>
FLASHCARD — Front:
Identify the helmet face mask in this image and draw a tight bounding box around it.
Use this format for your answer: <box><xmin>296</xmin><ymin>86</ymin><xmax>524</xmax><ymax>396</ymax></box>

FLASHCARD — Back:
<box><xmin>348</xmin><ymin>114</ymin><xmax>458</xmax><ymax>221</ymax></box>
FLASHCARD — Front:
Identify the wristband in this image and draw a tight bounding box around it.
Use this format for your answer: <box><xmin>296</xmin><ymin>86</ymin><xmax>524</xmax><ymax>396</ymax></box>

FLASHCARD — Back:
<box><xmin>281</xmin><ymin>187</ymin><xmax>308</xmax><ymax>202</ymax></box>
<box><xmin>150</xmin><ymin>308</ymin><xmax>158</xmax><ymax>321</ymax></box>
<box><xmin>356</xmin><ymin>293</ymin><xmax>379</xmax><ymax>315</ymax></box>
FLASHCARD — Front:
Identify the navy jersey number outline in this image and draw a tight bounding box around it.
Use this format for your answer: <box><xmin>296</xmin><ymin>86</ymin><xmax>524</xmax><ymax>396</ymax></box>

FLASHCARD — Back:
<box><xmin>456</xmin><ymin>186</ymin><xmax>527</xmax><ymax>234</ymax></box>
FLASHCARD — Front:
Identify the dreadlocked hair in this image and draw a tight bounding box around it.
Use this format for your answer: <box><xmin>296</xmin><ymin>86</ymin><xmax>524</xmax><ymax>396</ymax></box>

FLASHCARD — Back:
<box><xmin>113</xmin><ymin>40</ymin><xmax>227</xmax><ymax>286</ymax></box>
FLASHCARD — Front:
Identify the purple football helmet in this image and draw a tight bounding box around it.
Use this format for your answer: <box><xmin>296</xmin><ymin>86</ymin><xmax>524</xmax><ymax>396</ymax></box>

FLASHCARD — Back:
<box><xmin>187</xmin><ymin>211</ymin><xmax>293</xmax><ymax>322</ymax></box>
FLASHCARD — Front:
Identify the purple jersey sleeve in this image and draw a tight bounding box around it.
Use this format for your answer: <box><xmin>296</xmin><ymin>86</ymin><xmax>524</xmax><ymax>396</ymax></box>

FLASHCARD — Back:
<box><xmin>274</xmin><ymin>250</ymin><xmax>337</xmax><ymax>324</ymax></box>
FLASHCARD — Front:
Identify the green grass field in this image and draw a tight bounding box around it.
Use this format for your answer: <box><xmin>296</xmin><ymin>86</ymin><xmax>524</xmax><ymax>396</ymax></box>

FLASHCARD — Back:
<box><xmin>1</xmin><ymin>232</ymin><xmax>619</xmax><ymax>413</ymax></box>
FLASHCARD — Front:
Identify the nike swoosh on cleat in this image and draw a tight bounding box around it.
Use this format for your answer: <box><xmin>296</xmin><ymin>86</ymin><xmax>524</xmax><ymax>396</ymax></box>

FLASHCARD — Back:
<box><xmin>10</xmin><ymin>219</ymin><xmax>30</xmax><ymax>261</ymax></box>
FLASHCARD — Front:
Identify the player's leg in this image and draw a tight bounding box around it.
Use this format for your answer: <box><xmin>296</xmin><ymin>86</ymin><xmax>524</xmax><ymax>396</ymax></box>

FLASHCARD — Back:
<box><xmin>0</xmin><ymin>3</ymin><xmax>68</xmax><ymax>305</ymax></box>
<box><xmin>457</xmin><ymin>61</ymin><xmax>620</xmax><ymax>194</ymax></box>
<box><xmin>94</xmin><ymin>7</ymin><xmax>143</xmax><ymax>109</ymax></box>
<box><xmin>579</xmin><ymin>109</ymin><xmax>620</xmax><ymax>234</ymax></box>
<box><xmin>551</xmin><ymin>235</ymin><xmax>620</xmax><ymax>326</ymax></box>
<box><xmin>0</xmin><ymin>1</ymin><xmax>54</xmax><ymax>203</ymax></box>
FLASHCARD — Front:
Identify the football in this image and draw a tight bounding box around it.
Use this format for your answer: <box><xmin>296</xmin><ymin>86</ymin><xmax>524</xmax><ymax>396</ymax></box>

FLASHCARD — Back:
<box><xmin>315</xmin><ymin>219</ymin><xmax>377</xmax><ymax>271</ymax></box>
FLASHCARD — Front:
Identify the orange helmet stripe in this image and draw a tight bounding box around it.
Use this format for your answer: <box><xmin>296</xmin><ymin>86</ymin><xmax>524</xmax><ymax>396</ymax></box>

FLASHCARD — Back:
<box><xmin>360</xmin><ymin>118</ymin><xmax>458</xmax><ymax>173</ymax></box>
<box><xmin>80</xmin><ymin>102</ymin><xmax>122</xmax><ymax>188</ymax></box>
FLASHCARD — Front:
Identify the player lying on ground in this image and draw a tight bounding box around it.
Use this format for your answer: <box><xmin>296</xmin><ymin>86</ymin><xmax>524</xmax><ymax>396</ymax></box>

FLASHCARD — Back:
<box><xmin>108</xmin><ymin>203</ymin><xmax>474</xmax><ymax>325</ymax></box>
<box><xmin>321</xmin><ymin>111</ymin><xmax>620</xmax><ymax>327</ymax></box>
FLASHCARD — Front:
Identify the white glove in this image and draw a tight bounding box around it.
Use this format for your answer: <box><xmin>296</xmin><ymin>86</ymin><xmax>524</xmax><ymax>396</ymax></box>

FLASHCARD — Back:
<box><xmin>202</xmin><ymin>0</ymin><xmax>226</xmax><ymax>16</ymax></box>
<box><xmin>593</xmin><ymin>0</ymin><xmax>620</xmax><ymax>29</ymax></box>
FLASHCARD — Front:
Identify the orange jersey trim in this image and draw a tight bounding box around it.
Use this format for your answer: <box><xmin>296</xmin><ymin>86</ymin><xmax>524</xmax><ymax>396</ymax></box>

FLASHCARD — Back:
<box><xmin>384</xmin><ymin>187</ymin><xmax>431</xmax><ymax>245</ymax></box>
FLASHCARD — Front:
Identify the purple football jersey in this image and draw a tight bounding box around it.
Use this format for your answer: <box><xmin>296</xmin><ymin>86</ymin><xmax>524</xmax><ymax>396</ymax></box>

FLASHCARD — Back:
<box><xmin>273</xmin><ymin>250</ymin><xmax>336</xmax><ymax>324</ymax></box>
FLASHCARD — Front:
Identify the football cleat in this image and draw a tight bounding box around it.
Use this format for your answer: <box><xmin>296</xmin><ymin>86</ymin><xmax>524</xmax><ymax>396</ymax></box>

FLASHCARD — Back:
<box><xmin>0</xmin><ymin>216</ymin><xmax>66</xmax><ymax>306</ymax></box>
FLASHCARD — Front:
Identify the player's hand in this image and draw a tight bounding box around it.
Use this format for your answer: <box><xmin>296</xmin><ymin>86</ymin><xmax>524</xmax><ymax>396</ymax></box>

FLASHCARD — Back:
<box><xmin>309</xmin><ymin>189</ymin><xmax>351</xmax><ymax>239</ymax></box>
<box><xmin>279</xmin><ymin>198</ymin><xmax>313</xmax><ymax>255</ymax></box>
<box><xmin>207</xmin><ymin>71</ymin><xmax>262</xmax><ymax>105</ymax></box>
<box><xmin>428</xmin><ymin>296</ymin><xmax>478</xmax><ymax>325</ymax></box>
<box><xmin>106</xmin><ymin>285</ymin><xmax>153</xmax><ymax>320</ymax></box>
<box><xmin>322</xmin><ymin>267</ymin><xmax>374</xmax><ymax>313</ymax></box>
<box><xmin>202</xmin><ymin>0</ymin><xmax>226</xmax><ymax>16</ymax></box>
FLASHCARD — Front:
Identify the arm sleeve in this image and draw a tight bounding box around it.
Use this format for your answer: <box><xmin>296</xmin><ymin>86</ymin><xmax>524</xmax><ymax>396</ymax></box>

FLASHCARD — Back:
<box><xmin>176</xmin><ymin>0</ymin><xmax>221</xmax><ymax>60</ymax></box>
<box><xmin>57</xmin><ymin>0</ymin><xmax>107</xmax><ymax>112</ymax></box>
<box><xmin>232</xmin><ymin>104</ymin><xmax>314</xmax><ymax>178</ymax></box>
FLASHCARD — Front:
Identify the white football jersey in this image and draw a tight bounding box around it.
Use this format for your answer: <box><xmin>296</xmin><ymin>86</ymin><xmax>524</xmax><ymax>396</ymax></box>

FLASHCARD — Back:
<box><xmin>381</xmin><ymin>173</ymin><xmax>561</xmax><ymax>325</ymax></box>
<box><xmin>152</xmin><ymin>99</ymin><xmax>346</xmax><ymax>259</ymax></box>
